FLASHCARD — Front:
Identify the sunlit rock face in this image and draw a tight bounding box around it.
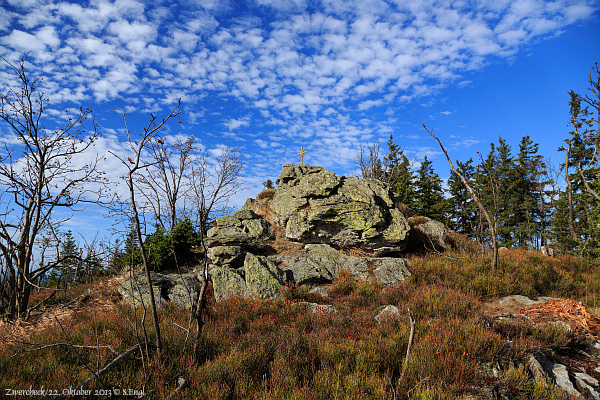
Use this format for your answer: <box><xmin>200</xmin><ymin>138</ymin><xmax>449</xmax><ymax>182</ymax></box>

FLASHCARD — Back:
<box><xmin>270</xmin><ymin>164</ymin><xmax>410</xmax><ymax>255</ymax></box>
<box><xmin>196</xmin><ymin>164</ymin><xmax>452</xmax><ymax>301</ymax></box>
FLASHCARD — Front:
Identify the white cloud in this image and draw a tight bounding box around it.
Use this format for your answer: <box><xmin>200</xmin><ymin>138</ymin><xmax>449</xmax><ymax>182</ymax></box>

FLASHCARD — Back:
<box><xmin>223</xmin><ymin>117</ymin><xmax>250</xmax><ymax>131</ymax></box>
<box><xmin>0</xmin><ymin>0</ymin><xmax>597</xmax><ymax>204</ymax></box>
<box><xmin>2</xmin><ymin>30</ymin><xmax>48</xmax><ymax>52</ymax></box>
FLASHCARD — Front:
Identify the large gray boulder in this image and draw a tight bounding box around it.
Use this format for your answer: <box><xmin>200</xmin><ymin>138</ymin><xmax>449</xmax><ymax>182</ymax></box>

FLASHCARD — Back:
<box><xmin>270</xmin><ymin>164</ymin><xmax>410</xmax><ymax>254</ymax></box>
<box><xmin>211</xmin><ymin>253</ymin><xmax>286</xmax><ymax>300</ymax></box>
<box><xmin>406</xmin><ymin>216</ymin><xmax>451</xmax><ymax>252</ymax></box>
<box><xmin>274</xmin><ymin>243</ymin><xmax>411</xmax><ymax>286</ymax></box>
<box><xmin>206</xmin><ymin>209</ymin><xmax>272</xmax><ymax>267</ymax></box>
<box><xmin>118</xmin><ymin>271</ymin><xmax>202</xmax><ymax>309</ymax></box>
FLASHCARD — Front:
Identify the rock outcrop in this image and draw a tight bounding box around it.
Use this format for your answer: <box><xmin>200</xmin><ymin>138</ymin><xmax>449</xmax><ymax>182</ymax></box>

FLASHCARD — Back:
<box><xmin>202</xmin><ymin>164</ymin><xmax>456</xmax><ymax>300</ymax></box>
<box><xmin>273</xmin><ymin>244</ymin><xmax>410</xmax><ymax>286</ymax></box>
<box><xmin>268</xmin><ymin>165</ymin><xmax>410</xmax><ymax>255</ymax></box>
<box><xmin>119</xmin><ymin>164</ymin><xmax>450</xmax><ymax>306</ymax></box>
<box><xmin>118</xmin><ymin>271</ymin><xmax>202</xmax><ymax>309</ymax></box>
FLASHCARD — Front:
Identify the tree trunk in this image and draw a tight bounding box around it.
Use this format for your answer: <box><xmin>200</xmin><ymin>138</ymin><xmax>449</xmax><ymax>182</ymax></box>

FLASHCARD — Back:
<box><xmin>424</xmin><ymin>123</ymin><xmax>499</xmax><ymax>269</ymax></box>
<box><xmin>129</xmin><ymin>175</ymin><xmax>162</xmax><ymax>353</ymax></box>
<box><xmin>565</xmin><ymin>140</ymin><xmax>577</xmax><ymax>240</ymax></box>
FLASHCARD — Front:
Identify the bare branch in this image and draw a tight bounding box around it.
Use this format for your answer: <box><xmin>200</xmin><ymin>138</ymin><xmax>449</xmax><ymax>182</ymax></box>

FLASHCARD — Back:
<box><xmin>423</xmin><ymin>122</ymin><xmax>499</xmax><ymax>269</ymax></box>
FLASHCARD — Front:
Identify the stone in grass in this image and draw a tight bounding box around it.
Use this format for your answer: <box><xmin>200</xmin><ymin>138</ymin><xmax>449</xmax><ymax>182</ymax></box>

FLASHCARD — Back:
<box><xmin>375</xmin><ymin>305</ymin><xmax>401</xmax><ymax>323</ymax></box>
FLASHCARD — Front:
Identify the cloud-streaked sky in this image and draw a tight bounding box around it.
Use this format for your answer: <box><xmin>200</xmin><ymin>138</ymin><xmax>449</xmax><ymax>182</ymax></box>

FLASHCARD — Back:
<box><xmin>1</xmin><ymin>0</ymin><xmax>599</xmax><ymax>231</ymax></box>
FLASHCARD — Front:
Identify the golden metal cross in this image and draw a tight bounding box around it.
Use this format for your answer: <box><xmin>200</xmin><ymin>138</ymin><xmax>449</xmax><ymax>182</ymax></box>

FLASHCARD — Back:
<box><xmin>297</xmin><ymin>146</ymin><xmax>307</xmax><ymax>165</ymax></box>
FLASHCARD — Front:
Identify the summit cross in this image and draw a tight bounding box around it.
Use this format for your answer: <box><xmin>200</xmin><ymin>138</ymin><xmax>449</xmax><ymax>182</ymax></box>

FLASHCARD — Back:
<box><xmin>298</xmin><ymin>146</ymin><xmax>307</xmax><ymax>165</ymax></box>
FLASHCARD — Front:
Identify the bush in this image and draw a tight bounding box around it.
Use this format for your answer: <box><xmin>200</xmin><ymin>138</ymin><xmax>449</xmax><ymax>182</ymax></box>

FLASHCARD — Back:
<box><xmin>111</xmin><ymin>216</ymin><xmax>200</xmax><ymax>273</ymax></box>
<box><xmin>256</xmin><ymin>188</ymin><xmax>276</xmax><ymax>200</ymax></box>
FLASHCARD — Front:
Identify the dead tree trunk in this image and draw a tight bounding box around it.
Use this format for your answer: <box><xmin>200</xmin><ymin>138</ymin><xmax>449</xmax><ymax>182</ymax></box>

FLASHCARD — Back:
<box><xmin>423</xmin><ymin>123</ymin><xmax>499</xmax><ymax>269</ymax></box>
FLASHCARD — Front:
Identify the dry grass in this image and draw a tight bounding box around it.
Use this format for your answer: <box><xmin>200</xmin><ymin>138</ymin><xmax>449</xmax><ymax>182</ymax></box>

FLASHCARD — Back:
<box><xmin>0</xmin><ymin>275</ymin><xmax>125</xmax><ymax>351</ymax></box>
<box><xmin>0</xmin><ymin>249</ymin><xmax>596</xmax><ymax>399</ymax></box>
<box><xmin>256</xmin><ymin>188</ymin><xmax>276</xmax><ymax>200</ymax></box>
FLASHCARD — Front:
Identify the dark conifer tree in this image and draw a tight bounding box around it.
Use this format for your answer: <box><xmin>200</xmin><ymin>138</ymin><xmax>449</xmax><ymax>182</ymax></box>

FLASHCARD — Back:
<box><xmin>413</xmin><ymin>155</ymin><xmax>447</xmax><ymax>223</ymax></box>
<box><xmin>513</xmin><ymin>136</ymin><xmax>542</xmax><ymax>248</ymax></box>
<box><xmin>447</xmin><ymin>158</ymin><xmax>476</xmax><ymax>234</ymax></box>
<box><xmin>384</xmin><ymin>134</ymin><xmax>415</xmax><ymax>207</ymax></box>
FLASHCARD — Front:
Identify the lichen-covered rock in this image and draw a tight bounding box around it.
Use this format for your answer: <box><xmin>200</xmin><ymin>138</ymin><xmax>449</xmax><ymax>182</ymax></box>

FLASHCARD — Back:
<box><xmin>243</xmin><ymin>253</ymin><xmax>286</xmax><ymax>298</ymax></box>
<box><xmin>270</xmin><ymin>164</ymin><xmax>410</xmax><ymax>254</ymax></box>
<box><xmin>407</xmin><ymin>217</ymin><xmax>450</xmax><ymax>252</ymax></box>
<box><xmin>371</xmin><ymin>258</ymin><xmax>412</xmax><ymax>285</ymax></box>
<box><xmin>206</xmin><ymin>245</ymin><xmax>243</xmax><ymax>266</ymax></box>
<box><xmin>167</xmin><ymin>273</ymin><xmax>202</xmax><ymax>308</ymax></box>
<box><xmin>275</xmin><ymin>244</ymin><xmax>410</xmax><ymax>286</ymax></box>
<box><xmin>211</xmin><ymin>267</ymin><xmax>248</xmax><ymax>301</ymax></box>
<box><xmin>210</xmin><ymin>254</ymin><xmax>287</xmax><ymax>300</ymax></box>
<box><xmin>375</xmin><ymin>305</ymin><xmax>401</xmax><ymax>323</ymax></box>
<box><xmin>118</xmin><ymin>271</ymin><xmax>202</xmax><ymax>309</ymax></box>
<box><xmin>118</xmin><ymin>271</ymin><xmax>168</xmax><ymax>308</ymax></box>
<box><xmin>205</xmin><ymin>210</ymin><xmax>272</xmax><ymax>267</ymax></box>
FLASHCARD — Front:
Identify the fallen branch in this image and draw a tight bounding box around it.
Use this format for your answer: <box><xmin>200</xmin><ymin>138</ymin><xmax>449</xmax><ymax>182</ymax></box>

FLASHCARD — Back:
<box><xmin>399</xmin><ymin>308</ymin><xmax>415</xmax><ymax>383</ymax></box>
<box><xmin>10</xmin><ymin>342</ymin><xmax>117</xmax><ymax>358</ymax></box>
<box><xmin>74</xmin><ymin>343</ymin><xmax>149</xmax><ymax>391</ymax></box>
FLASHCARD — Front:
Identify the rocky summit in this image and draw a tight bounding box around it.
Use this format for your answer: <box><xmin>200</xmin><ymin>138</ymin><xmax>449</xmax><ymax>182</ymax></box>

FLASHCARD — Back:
<box><xmin>119</xmin><ymin>164</ymin><xmax>452</xmax><ymax>305</ymax></box>
<box><xmin>204</xmin><ymin>164</ymin><xmax>452</xmax><ymax>301</ymax></box>
<box><xmin>269</xmin><ymin>164</ymin><xmax>410</xmax><ymax>254</ymax></box>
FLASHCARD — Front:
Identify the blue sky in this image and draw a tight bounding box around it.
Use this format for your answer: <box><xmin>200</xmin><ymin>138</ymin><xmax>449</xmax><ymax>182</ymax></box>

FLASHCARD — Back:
<box><xmin>1</xmin><ymin>0</ymin><xmax>599</xmax><ymax>238</ymax></box>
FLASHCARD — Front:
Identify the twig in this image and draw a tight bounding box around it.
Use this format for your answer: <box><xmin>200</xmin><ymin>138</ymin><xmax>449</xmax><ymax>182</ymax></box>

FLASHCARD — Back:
<box><xmin>53</xmin><ymin>315</ymin><xmax>109</xmax><ymax>391</ymax></box>
<box><xmin>407</xmin><ymin>376</ymin><xmax>430</xmax><ymax>397</ymax></box>
<box><xmin>73</xmin><ymin>343</ymin><xmax>149</xmax><ymax>391</ymax></box>
<box><xmin>388</xmin><ymin>376</ymin><xmax>398</xmax><ymax>400</ymax></box>
<box><xmin>399</xmin><ymin>308</ymin><xmax>416</xmax><ymax>383</ymax></box>
<box><xmin>491</xmin><ymin>312</ymin><xmax>535</xmax><ymax>324</ymax></box>
<box><xmin>58</xmin><ymin>290</ymin><xmax>90</xmax><ymax>309</ymax></box>
<box><xmin>10</xmin><ymin>342</ymin><xmax>117</xmax><ymax>358</ymax></box>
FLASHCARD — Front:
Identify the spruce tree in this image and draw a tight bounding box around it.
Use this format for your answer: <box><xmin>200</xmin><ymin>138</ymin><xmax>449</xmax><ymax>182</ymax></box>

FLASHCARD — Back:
<box><xmin>474</xmin><ymin>137</ymin><xmax>514</xmax><ymax>247</ymax></box>
<box><xmin>384</xmin><ymin>134</ymin><xmax>415</xmax><ymax>207</ymax></box>
<box><xmin>59</xmin><ymin>230</ymin><xmax>80</xmax><ymax>287</ymax></box>
<box><xmin>447</xmin><ymin>158</ymin><xmax>476</xmax><ymax>235</ymax></box>
<box><xmin>413</xmin><ymin>155</ymin><xmax>447</xmax><ymax>223</ymax></box>
<box><xmin>513</xmin><ymin>136</ymin><xmax>542</xmax><ymax>248</ymax></box>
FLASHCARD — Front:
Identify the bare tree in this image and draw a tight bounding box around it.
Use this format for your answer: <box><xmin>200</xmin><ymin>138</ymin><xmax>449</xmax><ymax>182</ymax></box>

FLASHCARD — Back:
<box><xmin>188</xmin><ymin>146</ymin><xmax>244</xmax><ymax>354</ymax></box>
<box><xmin>138</xmin><ymin>137</ymin><xmax>196</xmax><ymax>233</ymax></box>
<box><xmin>110</xmin><ymin>100</ymin><xmax>182</xmax><ymax>353</ymax></box>
<box><xmin>578</xmin><ymin>62</ymin><xmax>600</xmax><ymax>201</ymax></box>
<box><xmin>355</xmin><ymin>140</ymin><xmax>385</xmax><ymax>181</ymax></box>
<box><xmin>423</xmin><ymin>123</ymin><xmax>499</xmax><ymax>269</ymax></box>
<box><xmin>0</xmin><ymin>56</ymin><xmax>108</xmax><ymax>319</ymax></box>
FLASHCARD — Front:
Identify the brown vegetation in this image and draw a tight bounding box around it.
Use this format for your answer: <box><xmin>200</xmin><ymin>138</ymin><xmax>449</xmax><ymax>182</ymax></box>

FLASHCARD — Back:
<box><xmin>1</xmin><ymin>249</ymin><xmax>598</xmax><ymax>399</ymax></box>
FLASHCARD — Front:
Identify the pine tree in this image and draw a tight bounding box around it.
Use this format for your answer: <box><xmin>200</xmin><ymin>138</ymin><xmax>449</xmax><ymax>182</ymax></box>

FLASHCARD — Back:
<box><xmin>447</xmin><ymin>158</ymin><xmax>476</xmax><ymax>235</ymax></box>
<box><xmin>58</xmin><ymin>230</ymin><xmax>80</xmax><ymax>287</ymax></box>
<box><xmin>413</xmin><ymin>155</ymin><xmax>447</xmax><ymax>223</ymax></box>
<box><xmin>513</xmin><ymin>136</ymin><xmax>542</xmax><ymax>248</ymax></box>
<box><xmin>384</xmin><ymin>134</ymin><xmax>415</xmax><ymax>207</ymax></box>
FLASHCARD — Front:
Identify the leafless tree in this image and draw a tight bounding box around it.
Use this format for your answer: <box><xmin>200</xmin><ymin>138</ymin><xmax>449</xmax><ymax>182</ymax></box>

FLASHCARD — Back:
<box><xmin>187</xmin><ymin>146</ymin><xmax>244</xmax><ymax>354</ymax></box>
<box><xmin>0</xmin><ymin>56</ymin><xmax>109</xmax><ymax>319</ymax></box>
<box><xmin>578</xmin><ymin>62</ymin><xmax>600</xmax><ymax>201</ymax></box>
<box><xmin>355</xmin><ymin>140</ymin><xmax>385</xmax><ymax>181</ymax></box>
<box><xmin>423</xmin><ymin>123</ymin><xmax>499</xmax><ymax>269</ymax></box>
<box><xmin>109</xmin><ymin>100</ymin><xmax>182</xmax><ymax>353</ymax></box>
<box><xmin>138</xmin><ymin>136</ymin><xmax>196</xmax><ymax>233</ymax></box>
